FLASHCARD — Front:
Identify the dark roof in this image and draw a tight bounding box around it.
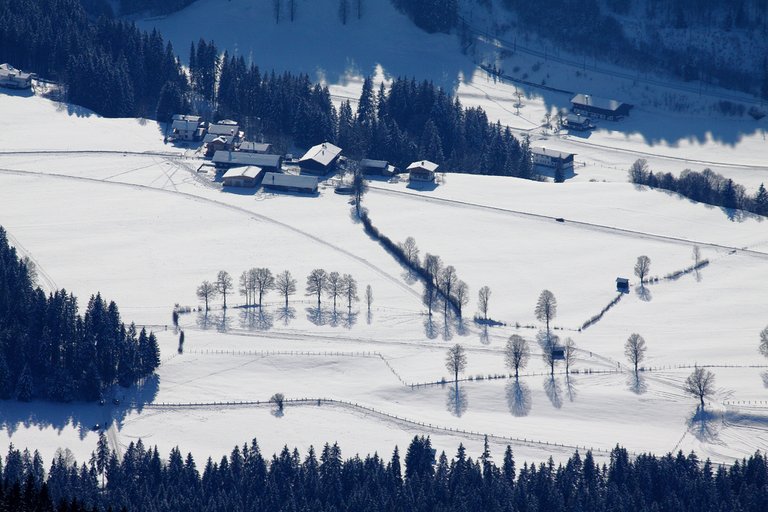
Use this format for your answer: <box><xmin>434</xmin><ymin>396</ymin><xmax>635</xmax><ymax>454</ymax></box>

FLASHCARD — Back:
<box><xmin>262</xmin><ymin>172</ymin><xmax>318</xmax><ymax>191</ymax></box>
<box><xmin>208</xmin><ymin>123</ymin><xmax>240</xmax><ymax>136</ymax></box>
<box><xmin>571</xmin><ymin>94</ymin><xmax>630</xmax><ymax>113</ymax></box>
<box><xmin>212</xmin><ymin>151</ymin><xmax>282</xmax><ymax>168</ymax></box>
<box><xmin>299</xmin><ymin>142</ymin><xmax>342</xmax><ymax>167</ymax></box>
<box><xmin>238</xmin><ymin>142</ymin><xmax>272</xmax><ymax>153</ymax></box>
<box><xmin>360</xmin><ymin>159</ymin><xmax>389</xmax><ymax>169</ymax></box>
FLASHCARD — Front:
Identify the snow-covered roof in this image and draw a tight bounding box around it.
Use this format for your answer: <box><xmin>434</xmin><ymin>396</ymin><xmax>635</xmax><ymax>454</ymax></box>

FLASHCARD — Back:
<box><xmin>299</xmin><ymin>142</ymin><xmax>342</xmax><ymax>167</ymax></box>
<box><xmin>360</xmin><ymin>159</ymin><xmax>389</xmax><ymax>169</ymax></box>
<box><xmin>222</xmin><ymin>166</ymin><xmax>262</xmax><ymax>180</ymax></box>
<box><xmin>212</xmin><ymin>151</ymin><xmax>282</xmax><ymax>168</ymax></box>
<box><xmin>407</xmin><ymin>160</ymin><xmax>439</xmax><ymax>173</ymax></box>
<box><xmin>262</xmin><ymin>172</ymin><xmax>318</xmax><ymax>190</ymax></box>
<box><xmin>171</xmin><ymin>119</ymin><xmax>200</xmax><ymax>131</ymax></box>
<box><xmin>0</xmin><ymin>63</ymin><xmax>34</xmax><ymax>81</ymax></box>
<box><xmin>208</xmin><ymin>123</ymin><xmax>240</xmax><ymax>136</ymax></box>
<box><xmin>531</xmin><ymin>147</ymin><xmax>575</xmax><ymax>160</ymax></box>
<box><xmin>570</xmin><ymin>94</ymin><xmax>628</xmax><ymax>112</ymax></box>
<box><xmin>565</xmin><ymin>113</ymin><xmax>590</xmax><ymax>124</ymax></box>
<box><xmin>172</xmin><ymin>114</ymin><xmax>201</xmax><ymax>123</ymax></box>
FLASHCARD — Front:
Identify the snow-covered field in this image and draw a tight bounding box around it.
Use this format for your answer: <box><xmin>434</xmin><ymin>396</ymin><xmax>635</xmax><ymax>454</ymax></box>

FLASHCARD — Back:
<box><xmin>2</xmin><ymin>65</ymin><xmax>768</xmax><ymax>471</ymax></box>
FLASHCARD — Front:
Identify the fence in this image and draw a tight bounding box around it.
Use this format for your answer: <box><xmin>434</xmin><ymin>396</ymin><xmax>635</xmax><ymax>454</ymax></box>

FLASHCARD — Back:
<box><xmin>145</xmin><ymin>397</ymin><xmax>616</xmax><ymax>456</ymax></box>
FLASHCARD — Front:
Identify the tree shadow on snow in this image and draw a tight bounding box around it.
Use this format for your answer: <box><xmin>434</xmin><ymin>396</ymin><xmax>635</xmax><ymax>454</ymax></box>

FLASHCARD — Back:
<box><xmin>543</xmin><ymin>376</ymin><xmax>563</xmax><ymax>410</ymax></box>
<box><xmin>687</xmin><ymin>407</ymin><xmax>722</xmax><ymax>444</ymax></box>
<box><xmin>276</xmin><ymin>306</ymin><xmax>296</xmax><ymax>327</ymax></box>
<box><xmin>626</xmin><ymin>373</ymin><xmax>648</xmax><ymax>395</ymax></box>
<box><xmin>446</xmin><ymin>384</ymin><xmax>469</xmax><ymax>418</ymax></box>
<box><xmin>306</xmin><ymin>306</ymin><xmax>328</xmax><ymax>327</ymax></box>
<box><xmin>762</xmin><ymin>371</ymin><xmax>768</xmax><ymax>388</ymax></box>
<box><xmin>240</xmin><ymin>308</ymin><xmax>274</xmax><ymax>331</ymax></box>
<box><xmin>565</xmin><ymin>375</ymin><xmax>578</xmax><ymax>403</ymax></box>
<box><xmin>0</xmin><ymin>374</ymin><xmax>159</xmax><ymax>442</ymax></box>
<box><xmin>505</xmin><ymin>379</ymin><xmax>532</xmax><ymax>417</ymax></box>
<box><xmin>636</xmin><ymin>285</ymin><xmax>652</xmax><ymax>302</ymax></box>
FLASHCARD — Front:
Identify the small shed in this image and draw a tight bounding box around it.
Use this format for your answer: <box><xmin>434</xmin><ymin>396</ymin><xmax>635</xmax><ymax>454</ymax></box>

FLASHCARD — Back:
<box><xmin>551</xmin><ymin>347</ymin><xmax>565</xmax><ymax>360</ymax></box>
<box><xmin>531</xmin><ymin>147</ymin><xmax>575</xmax><ymax>173</ymax></box>
<box><xmin>616</xmin><ymin>277</ymin><xmax>630</xmax><ymax>293</ymax></box>
<box><xmin>407</xmin><ymin>160</ymin><xmax>439</xmax><ymax>182</ymax></box>
<box><xmin>360</xmin><ymin>158</ymin><xmax>397</xmax><ymax>177</ymax></box>
<box><xmin>563</xmin><ymin>113</ymin><xmax>593</xmax><ymax>131</ymax></box>
<box><xmin>571</xmin><ymin>94</ymin><xmax>632</xmax><ymax>121</ymax></box>
<box><xmin>262</xmin><ymin>172</ymin><xmax>318</xmax><ymax>194</ymax></box>
<box><xmin>238</xmin><ymin>141</ymin><xmax>272</xmax><ymax>154</ymax></box>
<box><xmin>212</xmin><ymin>151</ymin><xmax>283</xmax><ymax>172</ymax></box>
<box><xmin>298</xmin><ymin>142</ymin><xmax>343</xmax><ymax>174</ymax></box>
<box><xmin>222</xmin><ymin>166</ymin><xmax>263</xmax><ymax>188</ymax></box>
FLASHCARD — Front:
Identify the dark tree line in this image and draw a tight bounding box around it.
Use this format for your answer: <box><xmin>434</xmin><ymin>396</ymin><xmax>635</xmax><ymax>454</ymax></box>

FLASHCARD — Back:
<box><xmin>2</xmin><ymin>436</ymin><xmax>768</xmax><ymax>511</ymax></box>
<box><xmin>0</xmin><ymin>227</ymin><xmax>160</xmax><ymax>402</ymax></box>
<box><xmin>0</xmin><ymin>0</ymin><xmax>187</xmax><ymax>117</ymax></box>
<box><xmin>629</xmin><ymin>159</ymin><xmax>768</xmax><ymax>216</ymax></box>
<box><xmin>392</xmin><ymin>0</ymin><xmax>458</xmax><ymax>33</ymax></box>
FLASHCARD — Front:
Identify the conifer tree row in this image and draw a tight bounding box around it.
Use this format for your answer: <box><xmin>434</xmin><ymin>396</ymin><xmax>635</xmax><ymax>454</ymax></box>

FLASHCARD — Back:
<box><xmin>0</xmin><ymin>226</ymin><xmax>160</xmax><ymax>402</ymax></box>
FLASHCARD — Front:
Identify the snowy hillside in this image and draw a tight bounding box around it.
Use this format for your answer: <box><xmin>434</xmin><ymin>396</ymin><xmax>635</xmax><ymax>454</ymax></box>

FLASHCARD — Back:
<box><xmin>1</xmin><ymin>91</ymin><xmax>768</xmax><ymax>470</ymax></box>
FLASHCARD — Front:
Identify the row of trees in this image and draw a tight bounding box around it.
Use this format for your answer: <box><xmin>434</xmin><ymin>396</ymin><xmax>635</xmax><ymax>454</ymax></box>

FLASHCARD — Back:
<box><xmin>5</xmin><ymin>435</ymin><xmax>768</xmax><ymax>511</ymax></box>
<box><xmin>196</xmin><ymin>269</ymin><xmax>372</xmax><ymax>313</ymax></box>
<box><xmin>629</xmin><ymin>159</ymin><xmax>768</xmax><ymax>216</ymax></box>
<box><xmin>0</xmin><ymin>227</ymin><xmax>159</xmax><ymax>402</ymax></box>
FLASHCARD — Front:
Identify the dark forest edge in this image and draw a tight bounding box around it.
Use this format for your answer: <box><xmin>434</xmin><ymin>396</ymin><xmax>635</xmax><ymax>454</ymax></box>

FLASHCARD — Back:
<box><xmin>1</xmin><ymin>435</ymin><xmax>768</xmax><ymax>511</ymax></box>
<box><xmin>0</xmin><ymin>227</ymin><xmax>160</xmax><ymax>402</ymax></box>
<box><xmin>628</xmin><ymin>159</ymin><xmax>768</xmax><ymax>218</ymax></box>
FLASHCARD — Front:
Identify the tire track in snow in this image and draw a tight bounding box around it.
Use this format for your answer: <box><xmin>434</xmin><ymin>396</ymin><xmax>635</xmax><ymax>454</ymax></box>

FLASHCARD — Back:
<box><xmin>0</xmin><ymin>167</ymin><xmax>422</xmax><ymax>302</ymax></box>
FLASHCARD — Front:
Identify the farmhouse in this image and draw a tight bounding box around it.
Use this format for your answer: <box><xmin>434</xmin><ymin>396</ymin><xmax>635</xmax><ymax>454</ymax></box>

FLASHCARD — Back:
<box><xmin>407</xmin><ymin>160</ymin><xmax>439</xmax><ymax>182</ymax></box>
<box><xmin>204</xmin><ymin>134</ymin><xmax>237</xmax><ymax>156</ymax></box>
<box><xmin>360</xmin><ymin>158</ymin><xmax>397</xmax><ymax>177</ymax></box>
<box><xmin>298</xmin><ymin>142</ymin><xmax>343</xmax><ymax>174</ymax></box>
<box><xmin>208</xmin><ymin>120</ymin><xmax>241</xmax><ymax>138</ymax></box>
<box><xmin>571</xmin><ymin>94</ymin><xmax>632</xmax><ymax>121</ymax></box>
<box><xmin>212</xmin><ymin>151</ymin><xmax>283</xmax><ymax>172</ymax></box>
<box><xmin>221</xmin><ymin>166</ymin><xmax>263</xmax><ymax>188</ymax></box>
<box><xmin>0</xmin><ymin>63</ymin><xmax>35</xmax><ymax>89</ymax></box>
<box><xmin>238</xmin><ymin>141</ymin><xmax>272</xmax><ymax>154</ymax></box>
<box><xmin>262</xmin><ymin>172</ymin><xmax>318</xmax><ymax>194</ymax></box>
<box><xmin>531</xmin><ymin>147</ymin><xmax>575</xmax><ymax>173</ymax></box>
<box><xmin>170</xmin><ymin>114</ymin><xmax>204</xmax><ymax>142</ymax></box>
<box><xmin>562</xmin><ymin>113</ymin><xmax>593</xmax><ymax>131</ymax></box>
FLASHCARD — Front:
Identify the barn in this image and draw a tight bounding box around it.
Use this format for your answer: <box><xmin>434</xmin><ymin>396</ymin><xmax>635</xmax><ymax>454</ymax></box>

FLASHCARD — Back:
<box><xmin>571</xmin><ymin>94</ymin><xmax>632</xmax><ymax>121</ymax></box>
<box><xmin>221</xmin><ymin>166</ymin><xmax>263</xmax><ymax>188</ymax></box>
<box><xmin>531</xmin><ymin>147</ymin><xmax>575</xmax><ymax>173</ymax></box>
<box><xmin>262</xmin><ymin>172</ymin><xmax>318</xmax><ymax>194</ymax></box>
<box><xmin>360</xmin><ymin>159</ymin><xmax>397</xmax><ymax>177</ymax></box>
<box><xmin>238</xmin><ymin>142</ymin><xmax>272</xmax><ymax>154</ymax></box>
<box><xmin>298</xmin><ymin>142</ymin><xmax>343</xmax><ymax>174</ymax></box>
<box><xmin>407</xmin><ymin>160</ymin><xmax>439</xmax><ymax>182</ymax></box>
<box><xmin>212</xmin><ymin>151</ymin><xmax>283</xmax><ymax>172</ymax></box>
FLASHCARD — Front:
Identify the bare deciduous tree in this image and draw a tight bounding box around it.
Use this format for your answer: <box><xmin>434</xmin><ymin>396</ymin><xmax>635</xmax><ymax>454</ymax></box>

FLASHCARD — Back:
<box><xmin>306</xmin><ymin>269</ymin><xmax>328</xmax><ymax>307</ymax></box>
<box><xmin>684</xmin><ymin>367</ymin><xmax>715</xmax><ymax>409</ymax></box>
<box><xmin>253</xmin><ymin>268</ymin><xmax>275</xmax><ymax>307</ymax></box>
<box><xmin>692</xmin><ymin>246</ymin><xmax>701</xmax><ymax>267</ymax></box>
<box><xmin>759</xmin><ymin>325</ymin><xmax>768</xmax><ymax>359</ymax></box>
<box><xmin>351</xmin><ymin>163</ymin><xmax>367</xmax><ymax>216</ymax></box>
<box><xmin>341</xmin><ymin>274</ymin><xmax>359</xmax><ymax>311</ymax></box>
<box><xmin>439</xmin><ymin>265</ymin><xmax>458</xmax><ymax>316</ymax></box>
<box><xmin>634</xmin><ymin>255</ymin><xmax>651</xmax><ymax>283</ymax></box>
<box><xmin>541</xmin><ymin>333</ymin><xmax>560</xmax><ymax>376</ymax></box>
<box><xmin>478</xmin><ymin>286</ymin><xmax>491</xmax><ymax>321</ymax></box>
<box><xmin>628</xmin><ymin>158</ymin><xmax>649</xmax><ymax>183</ymax></box>
<box><xmin>423</xmin><ymin>253</ymin><xmax>442</xmax><ymax>285</ymax></box>
<box><xmin>365</xmin><ymin>284</ymin><xmax>373</xmax><ymax>313</ymax></box>
<box><xmin>423</xmin><ymin>282</ymin><xmax>437</xmax><ymax>316</ymax></box>
<box><xmin>326</xmin><ymin>271</ymin><xmax>343</xmax><ymax>311</ymax></box>
<box><xmin>454</xmin><ymin>280</ymin><xmax>468</xmax><ymax>318</ymax></box>
<box><xmin>535</xmin><ymin>290</ymin><xmax>557</xmax><ymax>336</ymax></box>
<box><xmin>196</xmin><ymin>280</ymin><xmax>217</xmax><ymax>312</ymax></box>
<box><xmin>275</xmin><ymin>270</ymin><xmax>296</xmax><ymax>307</ymax></box>
<box><xmin>270</xmin><ymin>392</ymin><xmax>285</xmax><ymax>414</ymax></box>
<box><xmin>505</xmin><ymin>335</ymin><xmax>530</xmax><ymax>378</ymax></box>
<box><xmin>624</xmin><ymin>333</ymin><xmax>647</xmax><ymax>374</ymax></box>
<box><xmin>400</xmin><ymin>237</ymin><xmax>420</xmax><ymax>267</ymax></box>
<box><xmin>445</xmin><ymin>344</ymin><xmax>467</xmax><ymax>383</ymax></box>
<box><xmin>216</xmin><ymin>271</ymin><xmax>233</xmax><ymax>309</ymax></box>
<box><xmin>239</xmin><ymin>271</ymin><xmax>251</xmax><ymax>307</ymax></box>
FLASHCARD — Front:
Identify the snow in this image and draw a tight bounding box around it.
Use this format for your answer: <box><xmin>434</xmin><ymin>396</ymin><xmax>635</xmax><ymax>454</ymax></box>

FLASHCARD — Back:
<box><xmin>2</xmin><ymin>26</ymin><xmax>768</xmax><ymax>471</ymax></box>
